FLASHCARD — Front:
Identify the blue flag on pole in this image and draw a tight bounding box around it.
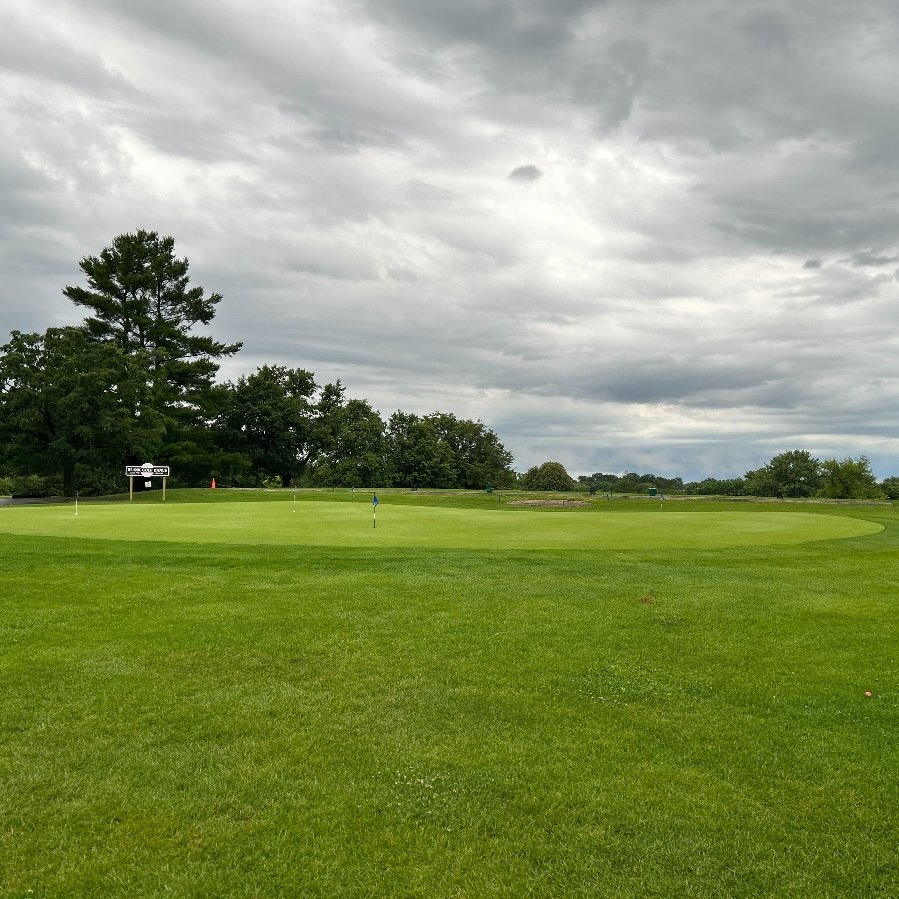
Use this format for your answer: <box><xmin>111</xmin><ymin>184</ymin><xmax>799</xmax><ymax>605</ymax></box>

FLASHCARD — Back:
<box><xmin>372</xmin><ymin>494</ymin><xmax>379</xmax><ymax>506</ymax></box>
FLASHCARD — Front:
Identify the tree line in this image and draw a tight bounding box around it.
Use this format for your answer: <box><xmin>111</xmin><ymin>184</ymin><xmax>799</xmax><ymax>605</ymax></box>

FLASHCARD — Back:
<box><xmin>1</xmin><ymin>231</ymin><xmax>895</xmax><ymax>501</ymax></box>
<box><xmin>0</xmin><ymin>231</ymin><xmax>517</xmax><ymax>496</ymax></box>
<box><xmin>577</xmin><ymin>449</ymin><xmax>896</xmax><ymax>500</ymax></box>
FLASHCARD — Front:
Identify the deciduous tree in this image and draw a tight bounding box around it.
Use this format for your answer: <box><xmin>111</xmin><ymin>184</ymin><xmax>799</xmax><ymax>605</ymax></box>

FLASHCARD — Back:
<box><xmin>880</xmin><ymin>476</ymin><xmax>899</xmax><ymax>500</ymax></box>
<box><xmin>520</xmin><ymin>461</ymin><xmax>575</xmax><ymax>491</ymax></box>
<box><xmin>745</xmin><ymin>450</ymin><xmax>822</xmax><ymax>498</ymax></box>
<box><xmin>0</xmin><ymin>328</ymin><xmax>156</xmax><ymax>495</ymax></box>
<box><xmin>387</xmin><ymin>412</ymin><xmax>456</xmax><ymax>488</ymax></box>
<box><xmin>310</xmin><ymin>398</ymin><xmax>390</xmax><ymax>487</ymax></box>
<box><xmin>216</xmin><ymin>365</ymin><xmax>317</xmax><ymax>487</ymax></box>
<box><xmin>818</xmin><ymin>456</ymin><xmax>883</xmax><ymax>499</ymax></box>
<box><xmin>386</xmin><ymin>411</ymin><xmax>516</xmax><ymax>489</ymax></box>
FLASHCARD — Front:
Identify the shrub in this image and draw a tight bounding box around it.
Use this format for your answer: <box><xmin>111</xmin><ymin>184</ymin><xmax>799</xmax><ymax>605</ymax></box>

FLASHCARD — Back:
<box><xmin>520</xmin><ymin>461</ymin><xmax>576</xmax><ymax>491</ymax></box>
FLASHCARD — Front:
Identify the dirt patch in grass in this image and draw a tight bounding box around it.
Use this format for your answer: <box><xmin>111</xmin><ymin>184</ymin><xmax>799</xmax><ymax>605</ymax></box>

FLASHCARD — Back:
<box><xmin>507</xmin><ymin>499</ymin><xmax>590</xmax><ymax>507</ymax></box>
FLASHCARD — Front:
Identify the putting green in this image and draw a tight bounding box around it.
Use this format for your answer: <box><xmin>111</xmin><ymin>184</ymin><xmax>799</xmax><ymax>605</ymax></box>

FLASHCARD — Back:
<box><xmin>0</xmin><ymin>501</ymin><xmax>882</xmax><ymax>549</ymax></box>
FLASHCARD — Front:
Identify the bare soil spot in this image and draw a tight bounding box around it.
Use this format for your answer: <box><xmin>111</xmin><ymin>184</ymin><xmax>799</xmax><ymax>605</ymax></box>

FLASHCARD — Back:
<box><xmin>507</xmin><ymin>499</ymin><xmax>590</xmax><ymax>507</ymax></box>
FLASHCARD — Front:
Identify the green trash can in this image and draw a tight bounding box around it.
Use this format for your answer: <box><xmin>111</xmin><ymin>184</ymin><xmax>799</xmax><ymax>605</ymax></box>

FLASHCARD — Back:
<box><xmin>486</xmin><ymin>484</ymin><xmax>494</xmax><ymax>495</ymax></box>
<box><xmin>648</xmin><ymin>487</ymin><xmax>657</xmax><ymax>497</ymax></box>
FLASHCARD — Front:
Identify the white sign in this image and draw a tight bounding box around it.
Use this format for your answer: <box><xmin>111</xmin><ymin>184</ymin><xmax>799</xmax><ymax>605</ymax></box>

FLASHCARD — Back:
<box><xmin>125</xmin><ymin>463</ymin><xmax>171</xmax><ymax>477</ymax></box>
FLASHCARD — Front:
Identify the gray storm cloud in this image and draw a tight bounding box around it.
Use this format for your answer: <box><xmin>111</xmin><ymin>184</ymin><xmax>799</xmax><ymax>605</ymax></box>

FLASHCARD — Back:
<box><xmin>1</xmin><ymin>0</ymin><xmax>898</xmax><ymax>479</ymax></box>
<box><xmin>508</xmin><ymin>164</ymin><xmax>542</xmax><ymax>182</ymax></box>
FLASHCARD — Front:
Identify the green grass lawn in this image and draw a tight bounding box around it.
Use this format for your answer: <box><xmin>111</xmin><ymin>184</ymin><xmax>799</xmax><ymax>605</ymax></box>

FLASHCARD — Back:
<box><xmin>1</xmin><ymin>492</ymin><xmax>897</xmax><ymax>897</ymax></box>
<box><xmin>0</xmin><ymin>496</ymin><xmax>881</xmax><ymax>548</ymax></box>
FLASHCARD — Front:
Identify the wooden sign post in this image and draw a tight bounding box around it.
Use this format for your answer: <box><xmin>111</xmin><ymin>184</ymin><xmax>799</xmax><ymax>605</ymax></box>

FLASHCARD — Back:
<box><xmin>126</xmin><ymin>463</ymin><xmax>171</xmax><ymax>500</ymax></box>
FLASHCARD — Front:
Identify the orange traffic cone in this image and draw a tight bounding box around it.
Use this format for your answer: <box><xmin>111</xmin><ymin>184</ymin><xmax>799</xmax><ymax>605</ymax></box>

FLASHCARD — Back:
<box><xmin>211</xmin><ymin>478</ymin><xmax>216</xmax><ymax>489</ymax></box>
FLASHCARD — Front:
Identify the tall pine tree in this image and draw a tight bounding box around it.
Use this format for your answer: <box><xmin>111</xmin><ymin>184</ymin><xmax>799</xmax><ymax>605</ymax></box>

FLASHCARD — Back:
<box><xmin>63</xmin><ymin>230</ymin><xmax>241</xmax><ymax>475</ymax></box>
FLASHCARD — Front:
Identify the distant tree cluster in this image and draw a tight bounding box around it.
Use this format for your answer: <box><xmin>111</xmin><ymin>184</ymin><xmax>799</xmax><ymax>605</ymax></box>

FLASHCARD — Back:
<box><xmin>741</xmin><ymin>450</ymin><xmax>884</xmax><ymax>500</ymax></box>
<box><xmin>0</xmin><ymin>231</ymin><xmax>517</xmax><ymax>496</ymax></box>
<box><xmin>683</xmin><ymin>478</ymin><xmax>746</xmax><ymax>496</ymax></box>
<box><xmin>577</xmin><ymin>451</ymin><xmax>890</xmax><ymax>501</ymax></box>
<box><xmin>683</xmin><ymin>450</ymin><xmax>886</xmax><ymax>500</ymax></box>
<box><xmin>577</xmin><ymin>471</ymin><xmax>685</xmax><ymax>494</ymax></box>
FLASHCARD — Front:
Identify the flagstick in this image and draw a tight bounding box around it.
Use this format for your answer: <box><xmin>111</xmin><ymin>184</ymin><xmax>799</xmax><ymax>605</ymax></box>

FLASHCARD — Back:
<box><xmin>373</xmin><ymin>504</ymin><xmax>376</xmax><ymax>528</ymax></box>
<box><xmin>293</xmin><ymin>493</ymin><xmax>296</xmax><ymax>512</ymax></box>
<box><xmin>75</xmin><ymin>492</ymin><xmax>79</xmax><ymax>516</ymax></box>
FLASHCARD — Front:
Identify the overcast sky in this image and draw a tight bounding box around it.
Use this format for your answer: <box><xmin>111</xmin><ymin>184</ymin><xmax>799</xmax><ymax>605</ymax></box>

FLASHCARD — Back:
<box><xmin>2</xmin><ymin>0</ymin><xmax>898</xmax><ymax>480</ymax></box>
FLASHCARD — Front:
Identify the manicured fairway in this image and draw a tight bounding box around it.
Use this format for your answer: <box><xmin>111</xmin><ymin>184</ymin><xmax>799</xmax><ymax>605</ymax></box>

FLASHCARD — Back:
<box><xmin>1</xmin><ymin>494</ymin><xmax>897</xmax><ymax>898</ymax></box>
<box><xmin>0</xmin><ymin>500</ymin><xmax>882</xmax><ymax>548</ymax></box>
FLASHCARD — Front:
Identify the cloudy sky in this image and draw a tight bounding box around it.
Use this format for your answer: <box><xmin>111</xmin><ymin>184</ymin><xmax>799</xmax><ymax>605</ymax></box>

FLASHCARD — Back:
<box><xmin>2</xmin><ymin>0</ymin><xmax>898</xmax><ymax>480</ymax></box>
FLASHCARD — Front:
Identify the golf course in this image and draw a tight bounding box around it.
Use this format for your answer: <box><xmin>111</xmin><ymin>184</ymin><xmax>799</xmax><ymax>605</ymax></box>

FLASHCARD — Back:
<box><xmin>2</xmin><ymin>489</ymin><xmax>897</xmax><ymax>897</ymax></box>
